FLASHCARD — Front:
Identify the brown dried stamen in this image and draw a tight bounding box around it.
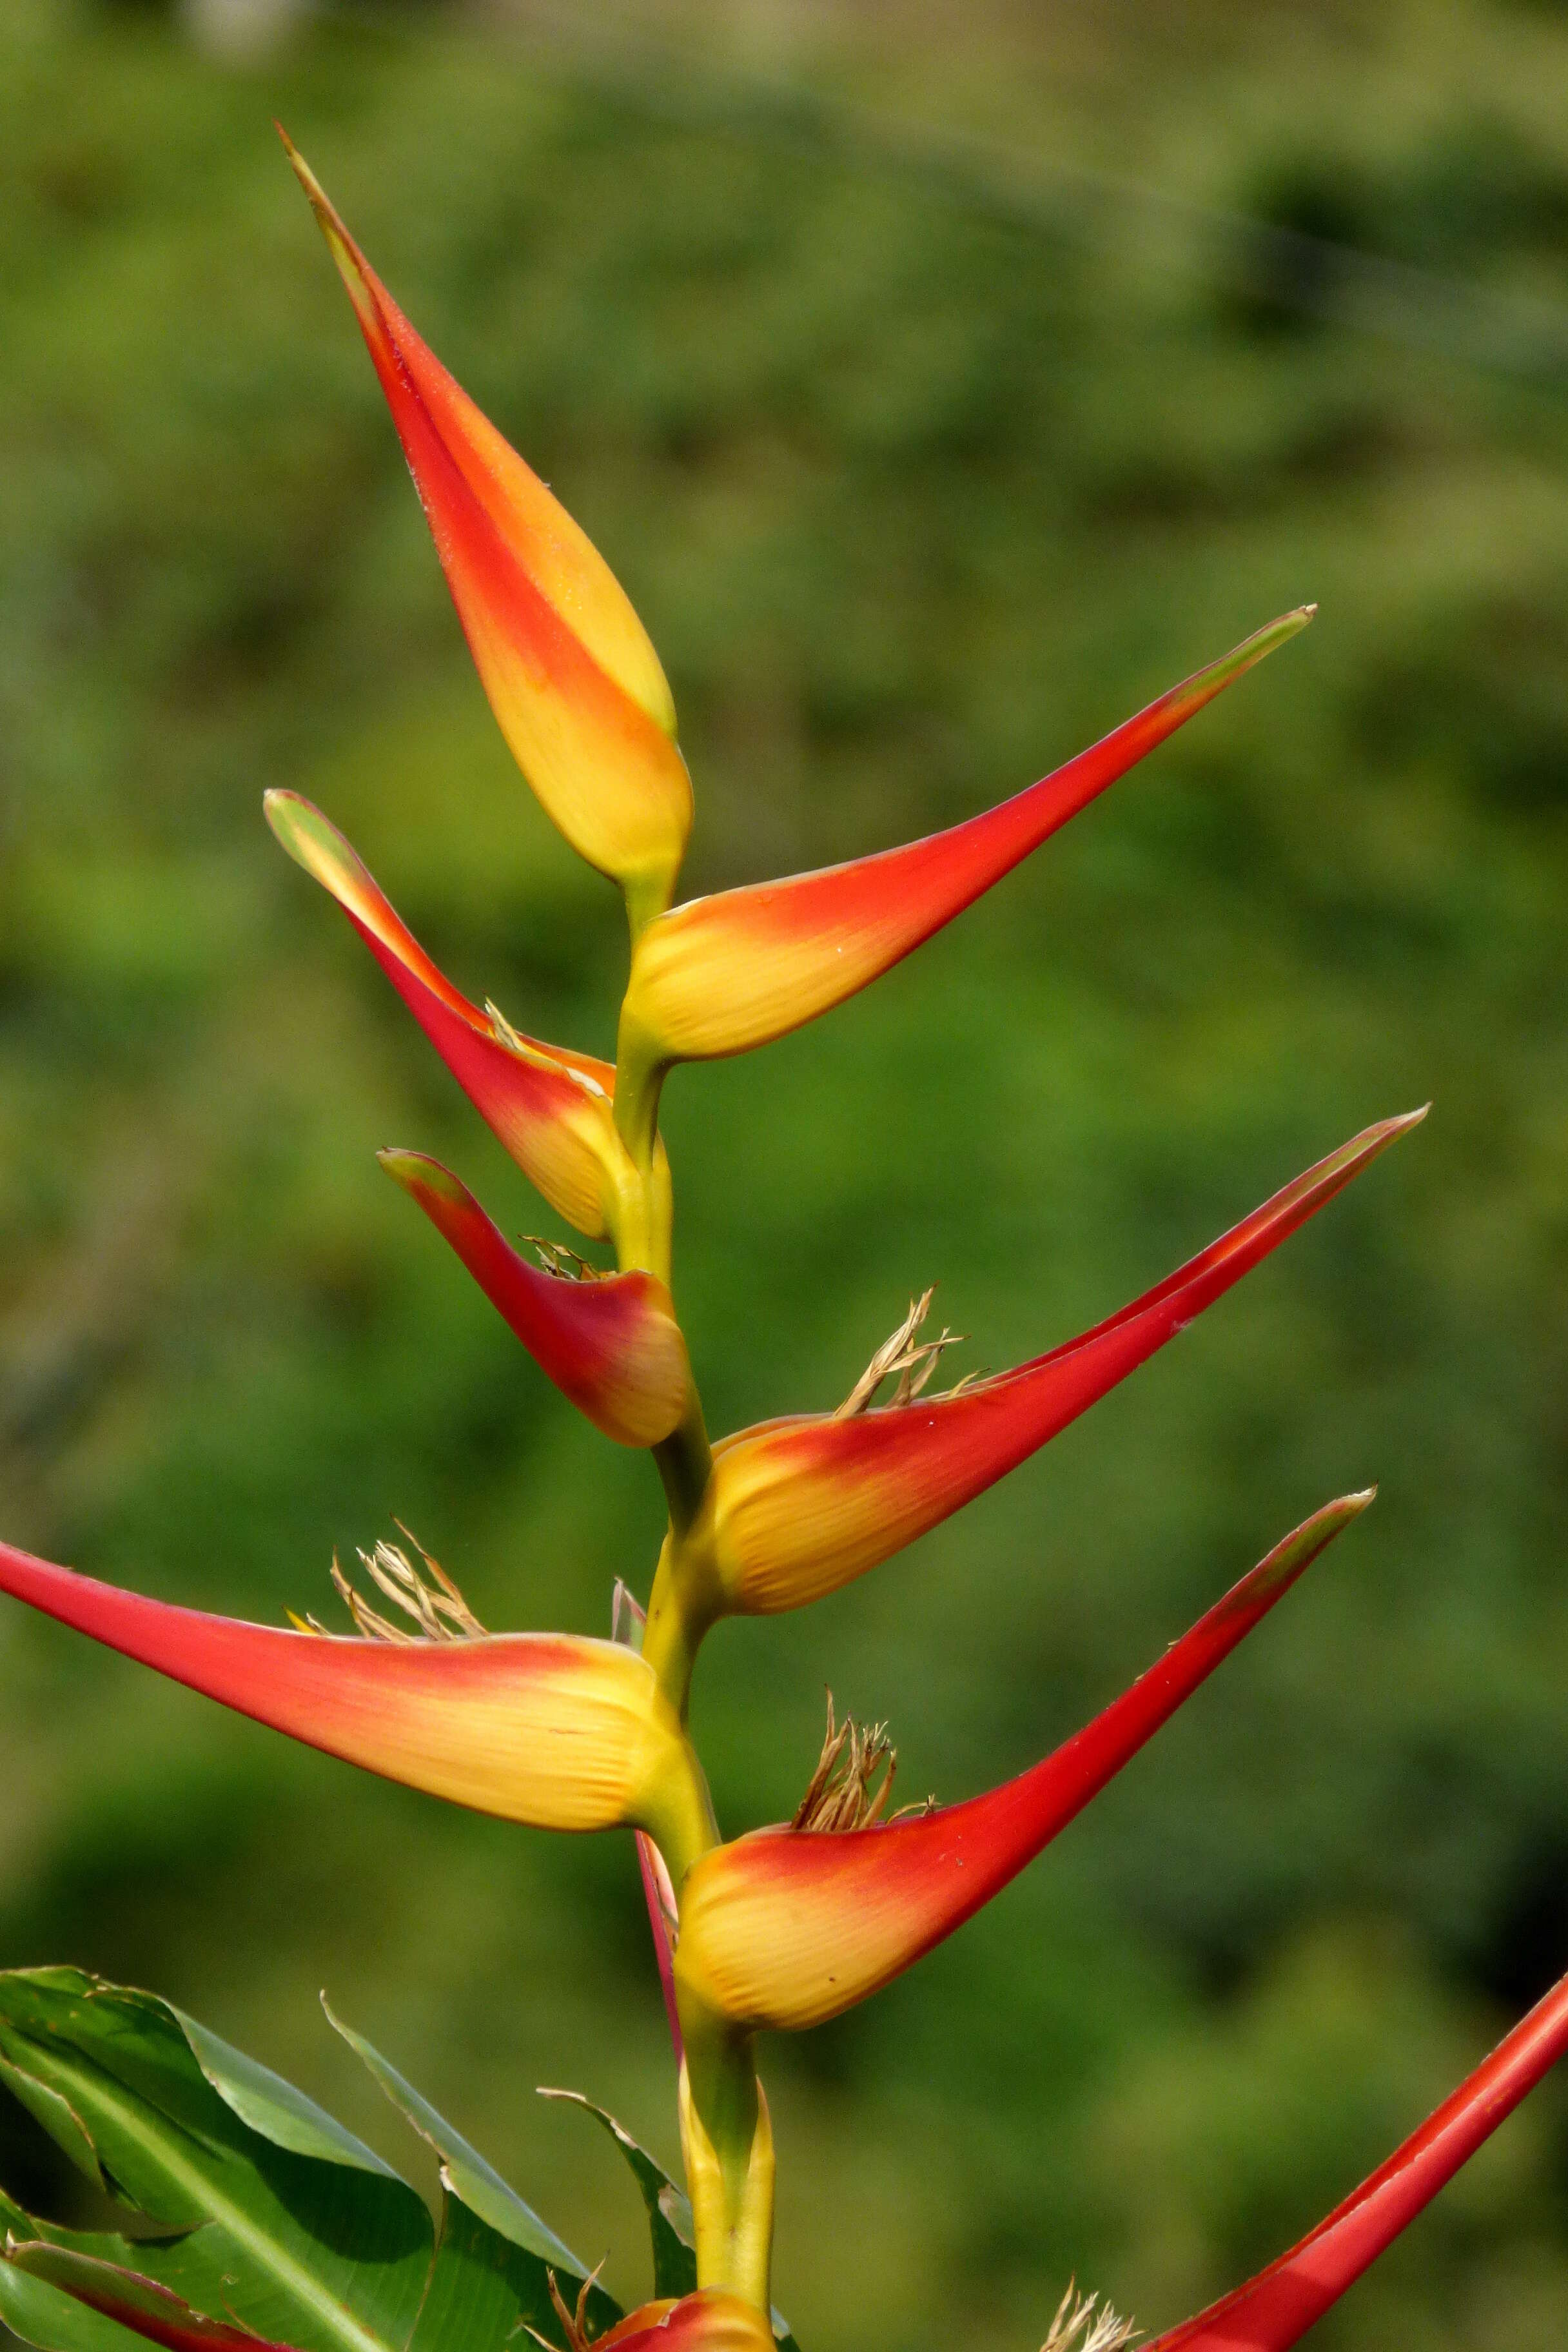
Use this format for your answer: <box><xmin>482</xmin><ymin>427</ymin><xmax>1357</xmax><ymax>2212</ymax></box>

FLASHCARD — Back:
<box><xmin>836</xmin><ymin>1287</ymin><xmax>973</xmax><ymax>1417</ymax></box>
<box><xmin>1040</xmin><ymin>2280</ymin><xmax>1140</xmax><ymax>2352</ymax></box>
<box><xmin>792</xmin><ymin>1693</ymin><xmax>934</xmax><ymax>1832</ymax></box>
<box><xmin>294</xmin><ymin>1524</ymin><xmax>486</xmax><ymax>1643</ymax></box>
<box><xmin>527</xmin><ymin>2260</ymin><xmax>605</xmax><ymax>2352</ymax></box>
<box><xmin>520</xmin><ymin>1234</ymin><xmax>607</xmax><ymax>1282</ymax></box>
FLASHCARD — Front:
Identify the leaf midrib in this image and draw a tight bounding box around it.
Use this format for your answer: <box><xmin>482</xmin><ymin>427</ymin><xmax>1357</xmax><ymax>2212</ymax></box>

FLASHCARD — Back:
<box><xmin>14</xmin><ymin>2041</ymin><xmax>420</xmax><ymax>2352</ymax></box>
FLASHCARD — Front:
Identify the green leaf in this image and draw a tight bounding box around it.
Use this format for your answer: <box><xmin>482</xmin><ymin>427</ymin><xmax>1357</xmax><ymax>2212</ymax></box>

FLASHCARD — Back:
<box><xmin>172</xmin><ymin>2013</ymin><xmax>399</xmax><ymax>2177</ymax></box>
<box><xmin>538</xmin><ymin>2091</ymin><xmax>803</xmax><ymax>2351</ymax></box>
<box><xmin>320</xmin><ymin>2001</ymin><xmax>621</xmax><ymax>2350</ymax></box>
<box><xmin>0</xmin><ymin>1972</ymin><xmax>636</xmax><ymax>2352</ymax></box>
<box><xmin>0</xmin><ymin>1968</ymin><xmax>429</xmax><ymax>2352</ymax></box>
<box><xmin>536</xmin><ymin>2090</ymin><xmax>696</xmax><ymax>2302</ymax></box>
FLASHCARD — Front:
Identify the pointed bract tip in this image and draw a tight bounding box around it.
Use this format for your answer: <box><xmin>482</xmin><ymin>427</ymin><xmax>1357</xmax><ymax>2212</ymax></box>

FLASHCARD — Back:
<box><xmin>275</xmin><ymin>136</ymin><xmax>376</xmax><ymax>325</ymax></box>
<box><xmin>264</xmin><ymin>790</ymin><xmax>370</xmax><ymax>903</ymax></box>
<box><xmin>1246</xmin><ymin>1487</ymin><xmax>1373</xmax><ymax>1605</ymax></box>
<box><xmin>377</xmin><ymin>1147</ymin><xmax>463</xmax><ymax>1207</ymax></box>
<box><xmin>276</xmin><ymin>124</ymin><xmax>329</xmax><ymax>213</ymax></box>
<box><xmin>1223</xmin><ymin>602</ymin><xmax>1310</xmax><ymax>663</ymax></box>
<box><xmin>1299</xmin><ymin>1484</ymin><xmax>1377</xmax><ymax>1538</ymax></box>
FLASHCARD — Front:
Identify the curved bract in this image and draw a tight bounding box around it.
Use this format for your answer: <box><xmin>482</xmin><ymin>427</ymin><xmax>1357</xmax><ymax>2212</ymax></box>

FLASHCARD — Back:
<box><xmin>674</xmin><ymin>1498</ymin><xmax>1367</xmax><ymax>2035</ymax></box>
<box><xmin>281</xmin><ymin>136</ymin><xmax>692</xmax><ymax>914</ymax></box>
<box><xmin>1146</xmin><ymin>1963</ymin><xmax>1568</xmax><ymax>2349</ymax></box>
<box><xmin>380</xmin><ymin>1152</ymin><xmax>690</xmax><ymax>1446</ymax></box>
<box><xmin>0</xmin><ymin>1541</ymin><xmax>709</xmax><ymax>1864</ymax></box>
<box><xmin>678</xmin><ymin>1113</ymin><xmax>1420</xmax><ymax>1625</ymax></box>
<box><xmin>267</xmin><ymin>791</ymin><xmax>623</xmax><ymax>1238</ymax></box>
<box><xmin>620</xmin><ymin>609</ymin><xmax>1311</xmax><ymax>1073</ymax></box>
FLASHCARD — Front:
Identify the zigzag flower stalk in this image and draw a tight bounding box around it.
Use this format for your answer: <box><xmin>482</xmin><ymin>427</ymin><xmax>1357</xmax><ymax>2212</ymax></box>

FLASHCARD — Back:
<box><xmin>0</xmin><ymin>134</ymin><xmax>1560</xmax><ymax>2352</ymax></box>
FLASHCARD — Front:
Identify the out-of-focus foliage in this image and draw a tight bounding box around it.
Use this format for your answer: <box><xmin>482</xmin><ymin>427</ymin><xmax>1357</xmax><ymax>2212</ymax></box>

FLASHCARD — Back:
<box><xmin>1</xmin><ymin>3</ymin><xmax>1566</xmax><ymax>2348</ymax></box>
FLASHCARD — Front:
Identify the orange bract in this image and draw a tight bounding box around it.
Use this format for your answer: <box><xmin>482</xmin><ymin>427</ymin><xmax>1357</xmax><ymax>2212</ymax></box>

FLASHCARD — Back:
<box><xmin>685</xmin><ymin>1112</ymin><xmax>1420</xmax><ymax>1622</ymax></box>
<box><xmin>268</xmin><ymin>791</ymin><xmax>623</xmax><ymax>1236</ymax></box>
<box><xmin>594</xmin><ymin>2295</ymin><xmax>774</xmax><ymax>2350</ymax></box>
<box><xmin>282</xmin><ymin>135</ymin><xmax>692</xmax><ymax>912</ymax></box>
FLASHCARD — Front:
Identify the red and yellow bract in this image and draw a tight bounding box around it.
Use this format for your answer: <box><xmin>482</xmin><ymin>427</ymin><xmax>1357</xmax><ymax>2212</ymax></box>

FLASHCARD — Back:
<box><xmin>1146</xmin><ymin>1963</ymin><xmax>1568</xmax><ymax>2349</ymax></box>
<box><xmin>380</xmin><ymin>1151</ymin><xmax>690</xmax><ymax>1447</ymax></box>
<box><xmin>0</xmin><ymin>1539</ymin><xmax>709</xmax><ymax>1863</ymax></box>
<box><xmin>674</xmin><ymin>1113</ymin><xmax>1420</xmax><ymax>1626</ymax></box>
<box><xmin>593</xmin><ymin>2295</ymin><xmax>774</xmax><ymax>2350</ymax></box>
<box><xmin>619</xmin><ymin>609</ymin><xmax>1310</xmax><ymax>1074</ymax></box>
<box><xmin>266</xmin><ymin>790</ymin><xmax>627</xmax><ymax>1239</ymax></box>
<box><xmin>672</xmin><ymin>1496</ymin><xmax>1365</xmax><ymax>2035</ymax></box>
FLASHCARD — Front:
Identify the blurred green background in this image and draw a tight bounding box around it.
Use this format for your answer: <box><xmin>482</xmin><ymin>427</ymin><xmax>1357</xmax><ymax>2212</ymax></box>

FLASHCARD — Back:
<box><xmin>3</xmin><ymin>2</ymin><xmax>1568</xmax><ymax>2346</ymax></box>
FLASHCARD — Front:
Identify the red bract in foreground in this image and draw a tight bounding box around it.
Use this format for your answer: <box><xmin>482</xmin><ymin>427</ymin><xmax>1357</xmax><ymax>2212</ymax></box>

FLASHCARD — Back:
<box><xmin>0</xmin><ymin>137</ymin><xmax>1558</xmax><ymax>2352</ymax></box>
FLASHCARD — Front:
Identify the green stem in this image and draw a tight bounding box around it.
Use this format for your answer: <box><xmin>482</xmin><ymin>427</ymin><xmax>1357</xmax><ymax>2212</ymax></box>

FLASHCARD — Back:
<box><xmin>653</xmin><ymin>1392</ymin><xmax>712</xmax><ymax>1536</ymax></box>
<box><xmin>642</xmin><ymin>1516</ymin><xmax>721</xmax><ymax>1723</ymax></box>
<box><xmin>643</xmin><ymin>1728</ymin><xmax>720</xmax><ymax>1890</ymax></box>
<box><xmin>678</xmin><ymin>2012</ymin><xmax>774</xmax><ymax>2312</ymax></box>
<box><xmin>612</xmin><ymin>1003</ymin><xmax>669</xmax><ymax>1181</ymax></box>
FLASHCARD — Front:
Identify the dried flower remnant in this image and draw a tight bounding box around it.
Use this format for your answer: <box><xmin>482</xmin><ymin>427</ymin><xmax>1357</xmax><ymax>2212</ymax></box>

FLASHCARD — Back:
<box><xmin>534</xmin><ymin>2264</ymin><xmax>609</xmax><ymax>2352</ymax></box>
<box><xmin>834</xmin><ymin>1289</ymin><xmax>972</xmax><ymax>1418</ymax></box>
<box><xmin>1041</xmin><ymin>2282</ymin><xmax>1140</xmax><ymax>2352</ymax></box>
<box><xmin>523</xmin><ymin>1237</ymin><xmax>611</xmax><ymax>1283</ymax></box>
<box><xmin>790</xmin><ymin>1696</ymin><xmax>905</xmax><ymax>1834</ymax></box>
<box><xmin>311</xmin><ymin>1529</ymin><xmax>486</xmax><ymax>1645</ymax></box>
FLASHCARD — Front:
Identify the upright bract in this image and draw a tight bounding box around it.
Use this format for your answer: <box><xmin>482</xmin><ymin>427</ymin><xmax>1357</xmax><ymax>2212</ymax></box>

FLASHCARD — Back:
<box><xmin>0</xmin><ymin>138</ymin><xmax>1554</xmax><ymax>2352</ymax></box>
<box><xmin>279</xmin><ymin>135</ymin><xmax>692</xmax><ymax>924</ymax></box>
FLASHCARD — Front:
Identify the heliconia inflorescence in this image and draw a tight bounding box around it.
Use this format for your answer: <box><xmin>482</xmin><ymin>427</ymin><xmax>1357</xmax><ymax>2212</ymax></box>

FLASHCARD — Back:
<box><xmin>0</xmin><ymin>137</ymin><xmax>1559</xmax><ymax>2352</ymax></box>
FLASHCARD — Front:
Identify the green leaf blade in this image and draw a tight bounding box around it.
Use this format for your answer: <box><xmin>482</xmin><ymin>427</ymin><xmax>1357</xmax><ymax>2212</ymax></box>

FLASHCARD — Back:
<box><xmin>320</xmin><ymin>2003</ymin><xmax>621</xmax><ymax>2351</ymax></box>
<box><xmin>0</xmin><ymin>1973</ymin><xmax>431</xmax><ymax>2352</ymax></box>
